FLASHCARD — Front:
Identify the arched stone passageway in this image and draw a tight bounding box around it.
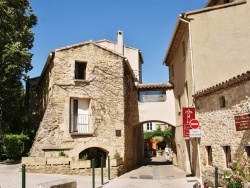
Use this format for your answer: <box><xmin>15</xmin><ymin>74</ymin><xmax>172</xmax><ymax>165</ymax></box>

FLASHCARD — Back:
<box><xmin>133</xmin><ymin>120</ymin><xmax>178</xmax><ymax>166</ymax></box>
<box><xmin>79</xmin><ymin>147</ymin><xmax>107</xmax><ymax>168</ymax></box>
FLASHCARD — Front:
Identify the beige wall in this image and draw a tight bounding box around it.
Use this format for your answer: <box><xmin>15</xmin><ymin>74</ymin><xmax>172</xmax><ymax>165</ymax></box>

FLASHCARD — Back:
<box><xmin>138</xmin><ymin>90</ymin><xmax>176</xmax><ymax>126</ymax></box>
<box><xmin>189</xmin><ymin>1</ymin><xmax>250</xmax><ymax>91</ymax></box>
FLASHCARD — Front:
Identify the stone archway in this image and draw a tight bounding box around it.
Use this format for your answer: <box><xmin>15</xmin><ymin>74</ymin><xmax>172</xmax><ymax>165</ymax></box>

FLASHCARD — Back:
<box><xmin>79</xmin><ymin>147</ymin><xmax>107</xmax><ymax>168</ymax></box>
<box><xmin>134</xmin><ymin>120</ymin><xmax>178</xmax><ymax>165</ymax></box>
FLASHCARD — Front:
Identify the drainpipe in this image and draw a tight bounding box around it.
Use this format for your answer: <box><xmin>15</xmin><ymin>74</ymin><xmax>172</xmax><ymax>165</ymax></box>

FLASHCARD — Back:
<box><xmin>179</xmin><ymin>16</ymin><xmax>195</xmax><ymax>101</ymax></box>
<box><xmin>179</xmin><ymin>15</ymin><xmax>202</xmax><ymax>183</ymax></box>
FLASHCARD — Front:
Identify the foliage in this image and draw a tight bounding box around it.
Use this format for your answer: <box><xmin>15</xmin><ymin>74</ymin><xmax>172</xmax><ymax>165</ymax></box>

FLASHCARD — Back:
<box><xmin>59</xmin><ymin>151</ymin><xmax>66</xmax><ymax>157</ymax></box>
<box><xmin>2</xmin><ymin>133</ymin><xmax>29</xmax><ymax>160</ymax></box>
<box><xmin>0</xmin><ymin>0</ymin><xmax>37</xmax><ymax>134</ymax></box>
<box><xmin>113</xmin><ymin>150</ymin><xmax>121</xmax><ymax>159</ymax></box>
<box><xmin>79</xmin><ymin>153</ymin><xmax>88</xmax><ymax>161</ymax></box>
<box><xmin>143</xmin><ymin>126</ymin><xmax>172</xmax><ymax>139</ymax></box>
<box><xmin>223</xmin><ymin>156</ymin><xmax>250</xmax><ymax>188</ymax></box>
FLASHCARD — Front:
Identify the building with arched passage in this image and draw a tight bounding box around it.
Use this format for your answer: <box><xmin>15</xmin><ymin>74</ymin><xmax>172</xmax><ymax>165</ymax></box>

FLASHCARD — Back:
<box><xmin>25</xmin><ymin>30</ymin><xmax>179</xmax><ymax>177</ymax></box>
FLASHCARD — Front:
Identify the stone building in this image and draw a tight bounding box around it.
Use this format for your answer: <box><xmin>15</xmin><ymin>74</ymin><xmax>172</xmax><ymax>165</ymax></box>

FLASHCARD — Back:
<box><xmin>194</xmin><ymin>71</ymin><xmax>250</xmax><ymax>185</ymax></box>
<box><xmin>26</xmin><ymin>31</ymin><xmax>144</xmax><ymax>175</ymax></box>
<box><xmin>163</xmin><ymin>0</ymin><xmax>250</xmax><ymax>177</ymax></box>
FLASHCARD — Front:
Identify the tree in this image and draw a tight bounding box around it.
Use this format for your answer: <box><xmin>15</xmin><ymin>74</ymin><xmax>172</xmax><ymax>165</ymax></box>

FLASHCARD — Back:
<box><xmin>0</xmin><ymin>0</ymin><xmax>37</xmax><ymax>134</ymax></box>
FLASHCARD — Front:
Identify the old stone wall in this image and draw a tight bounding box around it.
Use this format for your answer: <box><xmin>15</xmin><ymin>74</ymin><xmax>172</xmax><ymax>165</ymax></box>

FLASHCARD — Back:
<box><xmin>29</xmin><ymin>43</ymin><xmax>140</xmax><ymax>176</ymax></box>
<box><xmin>195</xmin><ymin>78</ymin><xmax>250</xmax><ymax>184</ymax></box>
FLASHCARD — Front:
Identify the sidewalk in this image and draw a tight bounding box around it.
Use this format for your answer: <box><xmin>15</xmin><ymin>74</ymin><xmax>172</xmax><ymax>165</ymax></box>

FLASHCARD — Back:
<box><xmin>0</xmin><ymin>156</ymin><xmax>202</xmax><ymax>188</ymax></box>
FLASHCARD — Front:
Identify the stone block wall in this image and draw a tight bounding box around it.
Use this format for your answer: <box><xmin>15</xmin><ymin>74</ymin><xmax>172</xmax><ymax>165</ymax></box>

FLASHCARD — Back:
<box><xmin>28</xmin><ymin>42</ymin><xmax>140</xmax><ymax>176</ymax></box>
<box><xmin>194</xmin><ymin>77</ymin><xmax>250</xmax><ymax>184</ymax></box>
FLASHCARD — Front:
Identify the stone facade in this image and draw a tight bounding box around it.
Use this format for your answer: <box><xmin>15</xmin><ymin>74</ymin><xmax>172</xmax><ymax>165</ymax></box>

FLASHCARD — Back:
<box><xmin>194</xmin><ymin>71</ymin><xmax>250</xmax><ymax>185</ymax></box>
<box><xmin>27</xmin><ymin>41</ymin><xmax>142</xmax><ymax>176</ymax></box>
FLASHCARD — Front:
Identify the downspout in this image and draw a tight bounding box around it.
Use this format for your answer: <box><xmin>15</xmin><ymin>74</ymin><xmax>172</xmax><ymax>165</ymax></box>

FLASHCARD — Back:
<box><xmin>179</xmin><ymin>16</ymin><xmax>202</xmax><ymax>183</ymax></box>
<box><xmin>179</xmin><ymin>16</ymin><xmax>195</xmax><ymax>103</ymax></box>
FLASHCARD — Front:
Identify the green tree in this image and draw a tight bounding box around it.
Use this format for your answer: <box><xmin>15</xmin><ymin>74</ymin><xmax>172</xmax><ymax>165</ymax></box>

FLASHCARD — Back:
<box><xmin>0</xmin><ymin>0</ymin><xmax>37</xmax><ymax>134</ymax></box>
<box><xmin>143</xmin><ymin>126</ymin><xmax>172</xmax><ymax>139</ymax></box>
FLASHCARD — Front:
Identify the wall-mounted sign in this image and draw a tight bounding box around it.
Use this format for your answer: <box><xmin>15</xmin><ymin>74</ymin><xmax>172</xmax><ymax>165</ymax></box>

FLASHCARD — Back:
<box><xmin>234</xmin><ymin>113</ymin><xmax>250</xmax><ymax>131</ymax></box>
<box><xmin>139</xmin><ymin>90</ymin><xmax>166</xmax><ymax>102</ymax></box>
<box><xmin>182</xmin><ymin>107</ymin><xmax>195</xmax><ymax>138</ymax></box>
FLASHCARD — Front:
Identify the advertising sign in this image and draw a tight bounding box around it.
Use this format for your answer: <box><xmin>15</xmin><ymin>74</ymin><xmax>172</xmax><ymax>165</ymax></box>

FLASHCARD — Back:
<box><xmin>182</xmin><ymin>107</ymin><xmax>195</xmax><ymax>138</ymax></box>
<box><xmin>234</xmin><ymin>113</ymin><xmax>250</xmax><ymax>131</ymax></box>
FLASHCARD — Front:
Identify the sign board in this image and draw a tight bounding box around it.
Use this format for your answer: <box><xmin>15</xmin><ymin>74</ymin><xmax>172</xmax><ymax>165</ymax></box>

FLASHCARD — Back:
<box><xmin>190</xmin><ymin>119</ymin><xmax>200</xmax><ymax>129</ymax></box>
<box><xmin>190</xmin><ymin>129</ymin><xmax>201</xmax><ymax>138</ymax></box>
<box><xmin>182</xmin><ymin>107</ymin><xmax>195</xmax><ymax>138</ymax></box>
<box><xmin>234</xmin><ymin>113</ymin><xmax>250</xmax><ymax>131</ymax></box>
<box><xmin>139</xmin><ymin>91</ymin><xmax>166</xmax><ymax>102</ymax></box>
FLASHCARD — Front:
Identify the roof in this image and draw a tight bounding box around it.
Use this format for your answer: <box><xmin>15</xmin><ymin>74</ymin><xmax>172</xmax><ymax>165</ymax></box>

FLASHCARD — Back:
<box><xmin>163</xmin><ymin>0</ymin><xmax>246</xmax><ymax>66</ymax></box>
<box><xmin>136</xmin><ymin>83</ymin><xmax>173</xmax><ymax>91</ymax></box>
<box><xmin>193</xmin><ymin>71</ymin><xmax>250</xmax><ymax>98</ymax></box>
<box><xmin>95</xmin><ymin>39</ymin><xmax>144</xmax><ymax>64</ymax></box>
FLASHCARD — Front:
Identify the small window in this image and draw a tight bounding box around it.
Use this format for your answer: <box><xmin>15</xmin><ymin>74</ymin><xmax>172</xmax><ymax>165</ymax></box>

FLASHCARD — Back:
<box><xmin>171</xmin><ymin>64</ymin><xmax>174</xmax><ymax>78</ymax></box>
<box><xmin>178</xmin><ymin>95</ymin><xmax>181</xmax><ymax>111</ymax></box>
<box><xmin>245</xmin><ymin>146</ymin><xmax>250</xmax><ymax>157</ymax></box>
<box><xmin>75</xmin><ymin>61</ymin><xmax>87</xmax><ymax>80</ymax></box>
<box><xmin>147</xmin><ymin>122</ymin><xmax>152</xmax><ymax>131</ymax></box>
<box><xmin>223</xmin><ymin>146</ymin><xmax>232</xmax><ymax>168</ymax></box>
<box><xmin>219</xmin><ymin>96</ymin><xmax>226</xmax><ymax>108</ymax></box>
<box><xmin>182</xmin><ymin>41</ymin><xmax>186</xmax><ymax>58</ymax></box>
<box><xmin>206</xmin><ymin>146</ymin><xmax>213</xmax><ymax>166</ymax></box>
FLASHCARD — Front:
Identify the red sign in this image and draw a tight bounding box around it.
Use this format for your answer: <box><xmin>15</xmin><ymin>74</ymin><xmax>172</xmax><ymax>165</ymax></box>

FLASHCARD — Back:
<box><xmin>182</xmin><ymin>107</ymin><xmax>195</xmax><ymax>138</ymax></box>
<box><xmin>190</xmin><ymin>119</ymin><xmax>200</xmax><ymax>129</ymax></box>
<box><xmin>234</xmin><ymin>113</ymin><xmax>250</xmax><ymax>131</ymax></box>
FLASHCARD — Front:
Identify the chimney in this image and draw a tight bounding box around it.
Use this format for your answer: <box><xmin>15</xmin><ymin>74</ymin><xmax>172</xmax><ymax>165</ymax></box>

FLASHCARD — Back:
<box><xmin>117</xmin><ymin>30</ymin><xmax>124</xmax><ymax>54</ymax></box>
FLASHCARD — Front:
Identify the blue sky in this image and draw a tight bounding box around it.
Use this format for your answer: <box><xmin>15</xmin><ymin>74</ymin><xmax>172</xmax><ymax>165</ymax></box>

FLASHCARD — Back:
<box><xmin>29</xmin><ymin>0</ymin><xmax>207</xmax><ymax>83</ymax></box>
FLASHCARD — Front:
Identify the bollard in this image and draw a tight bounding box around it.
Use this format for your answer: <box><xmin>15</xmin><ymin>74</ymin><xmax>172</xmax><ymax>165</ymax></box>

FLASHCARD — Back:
<box><xmin>22</xmin><ymin>164</ymin><xmax>26</xmax><ymax>188</ymax></box>
<box><xmin>92</xmin><ymin>159</ymin><xmax>95</xmax><ymax>188</ymax></box>
<box><xmin>215</xmin><ymin>166</ymin><xmax>218</xmax><ymax>188</ymax></box>
<box><xmin>101</xmin><ymin>155</ymin><xmax>104</xmax><ymax>185</ymax></box>
<box><xmin>108</xmin><ymin>156</ymin><xmax>110</xmax><ymax>180</ymax></box>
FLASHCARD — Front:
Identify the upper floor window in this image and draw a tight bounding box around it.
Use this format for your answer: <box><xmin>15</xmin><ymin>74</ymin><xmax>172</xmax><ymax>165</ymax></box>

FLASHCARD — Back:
<box><xmin>171</xmin><ymin>64</ymin><xmax>175</xmax><ymax>78</ymax></box>
<box><xmin>206</xmin><ymin>146</ymin><xmax>213</xmax><ymax>166</ymax></box>
<box><xmin>147</xmin><ymin>122</ymin><xmax>153</xmax><ymax>131</ymax></box>
<box><xmin>75</xmin><ymin>61</ymin><xmax>87</xmax><ymax>80</ymax></box>
<box><xmin>70</xmin><ymin>98</ymin><xmax>90</xmax><ymax>133</ymax></box>
<box><xmin>182</xmin><ymin>41</ymin><xmax>186</xmax><ymax>59</ymax></box>
<box><xmin>223</xmin><ymin>146</ymin><xmax>232</xmax><ymax>168</ymax></box>
<box><xmin>219</xmin><ymin>96</ymin><xmax>226</xmax><ymax>108</ymax></box>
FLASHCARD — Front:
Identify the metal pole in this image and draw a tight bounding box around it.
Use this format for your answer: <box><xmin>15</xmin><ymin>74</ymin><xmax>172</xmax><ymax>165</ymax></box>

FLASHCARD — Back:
<box><xmin>108</xmin><ymin>156</ymin><xmax>110</xmax><ymax>180</ymax></box>
<box><xmin>215</xmin><ymin>166</ymin><xmax>218</xmax><ymax>188</ymax></box>
<box><xmin>101</xmin><ymin>155</ymin><xmax>104</xmax><ymax>185</ymax></box>
<box><xmin>22</xmin><ymin>164</ymin><xmax>26</xmax><ymax>188</ymax></box>
<box><xmin>92</xmin><ymin>159</ymin><xmax>95</xmax><ymax>188</ymax></box>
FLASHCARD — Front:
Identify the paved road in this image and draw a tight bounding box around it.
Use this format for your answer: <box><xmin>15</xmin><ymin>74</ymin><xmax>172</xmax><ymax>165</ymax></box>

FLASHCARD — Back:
<box><xmin>0</xmin><ymin>156</ymin><xmax>202</xmax><ymax>188</ymax></box>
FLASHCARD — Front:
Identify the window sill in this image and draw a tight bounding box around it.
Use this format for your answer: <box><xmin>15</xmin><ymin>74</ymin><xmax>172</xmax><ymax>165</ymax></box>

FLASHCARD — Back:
<box><xmin>70</xmin><ymin>132</ymin><xmax>94</xmax><ymax>137</ymax></box>
<box><xmin>74</xmin><ymin>79</ymin><xmax>89</xmax><ymax>82</ymax></box>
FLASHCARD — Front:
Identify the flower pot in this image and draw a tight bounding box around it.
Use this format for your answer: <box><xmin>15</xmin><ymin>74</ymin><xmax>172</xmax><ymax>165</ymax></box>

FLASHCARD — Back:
<box><xmin>70</xmin><ymin>160</ymin><xmax>91</xmax><ymax>169</ymax></box>
<box><xmin>111</xmin><ymin>158</ymin><xmax>123</xmax><ymax>167</ymax></box>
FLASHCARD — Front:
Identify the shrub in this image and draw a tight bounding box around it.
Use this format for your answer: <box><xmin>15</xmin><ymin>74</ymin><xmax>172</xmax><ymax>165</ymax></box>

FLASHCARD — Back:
<box><xmin>113</xmin><ymin>150</ymin><xmax>121</xmax><ymax>159</ymax></box>
<box><xmin>3</xmin><ymin>134</ymin><xmax>29</xmax><ymax>160</ymax></box>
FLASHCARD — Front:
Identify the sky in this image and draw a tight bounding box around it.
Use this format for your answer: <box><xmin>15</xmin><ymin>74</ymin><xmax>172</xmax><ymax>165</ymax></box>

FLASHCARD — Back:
<box><xmin>29</xmin><ymin>0</ymin><xmax>207</xmax><ymax>83</ymax></box>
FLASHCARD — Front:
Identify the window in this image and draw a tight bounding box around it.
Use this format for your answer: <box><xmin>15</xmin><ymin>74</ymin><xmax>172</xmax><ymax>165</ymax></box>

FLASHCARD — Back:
<box><xmin>206</xmin><ymin>146</ymin><xmax>213</xmax><ymax>166</ymax></box>
<box><xmin>182</xmin><ymin>41</ymin><xmax>186</xmax><ymax>58</ymax></box>
<box><xmin>219</xmin><ymin>96</ymin><xmax>226</xmax><ymax>108</ymax></box>
<box><xmin>75</xmin><ymin>61</ymin><xmax>87</xmax><ymax>80</ymax></box>
<box><xmin>223</xmin><ymin>146</ymin><xmax>232</xmax><ymax>168</ymax></box>
<box><xmin>70</xmin><ymin>98</ymin><xmax>89</xmax><ymax>133</ymax></box>
<box><xmin>171</xmin><ymin>64</ymin><xmax>175</xmax><ymax>78</ymax></box>
<box><xmin>245</xmin><ymin>146</ymin><xmax>250</xmax><ymax>157</ymax></box>
<box><xmin>178</xmin><ymin>94</ymin><xmax>181</xmax><ymax>111</ymax></box>
<box><xmin>147</xmin><ymin>122</ymin><xmax>153</xmax><ymax>131</ymax></box>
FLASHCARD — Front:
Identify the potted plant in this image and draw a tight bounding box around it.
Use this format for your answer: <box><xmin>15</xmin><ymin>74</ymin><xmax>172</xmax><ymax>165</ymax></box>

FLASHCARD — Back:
<box><xmin>70</xmin><ymin>154</ymin><xmax>91</xmax><ymax>169</ymax></box>
<box><xmin>47</xmin><ymin>150</ymin><xmax>71</xmax><ymax>165</ymax></box>
<box><xmin>111</xmin><ymin>150</ymin><xmax>123</xmax><ymax>167</ymax></box>
<box><xmin>223</xmin><ymin>169</ymin><xmax>232</xmax><ymax>179</ymax></box>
